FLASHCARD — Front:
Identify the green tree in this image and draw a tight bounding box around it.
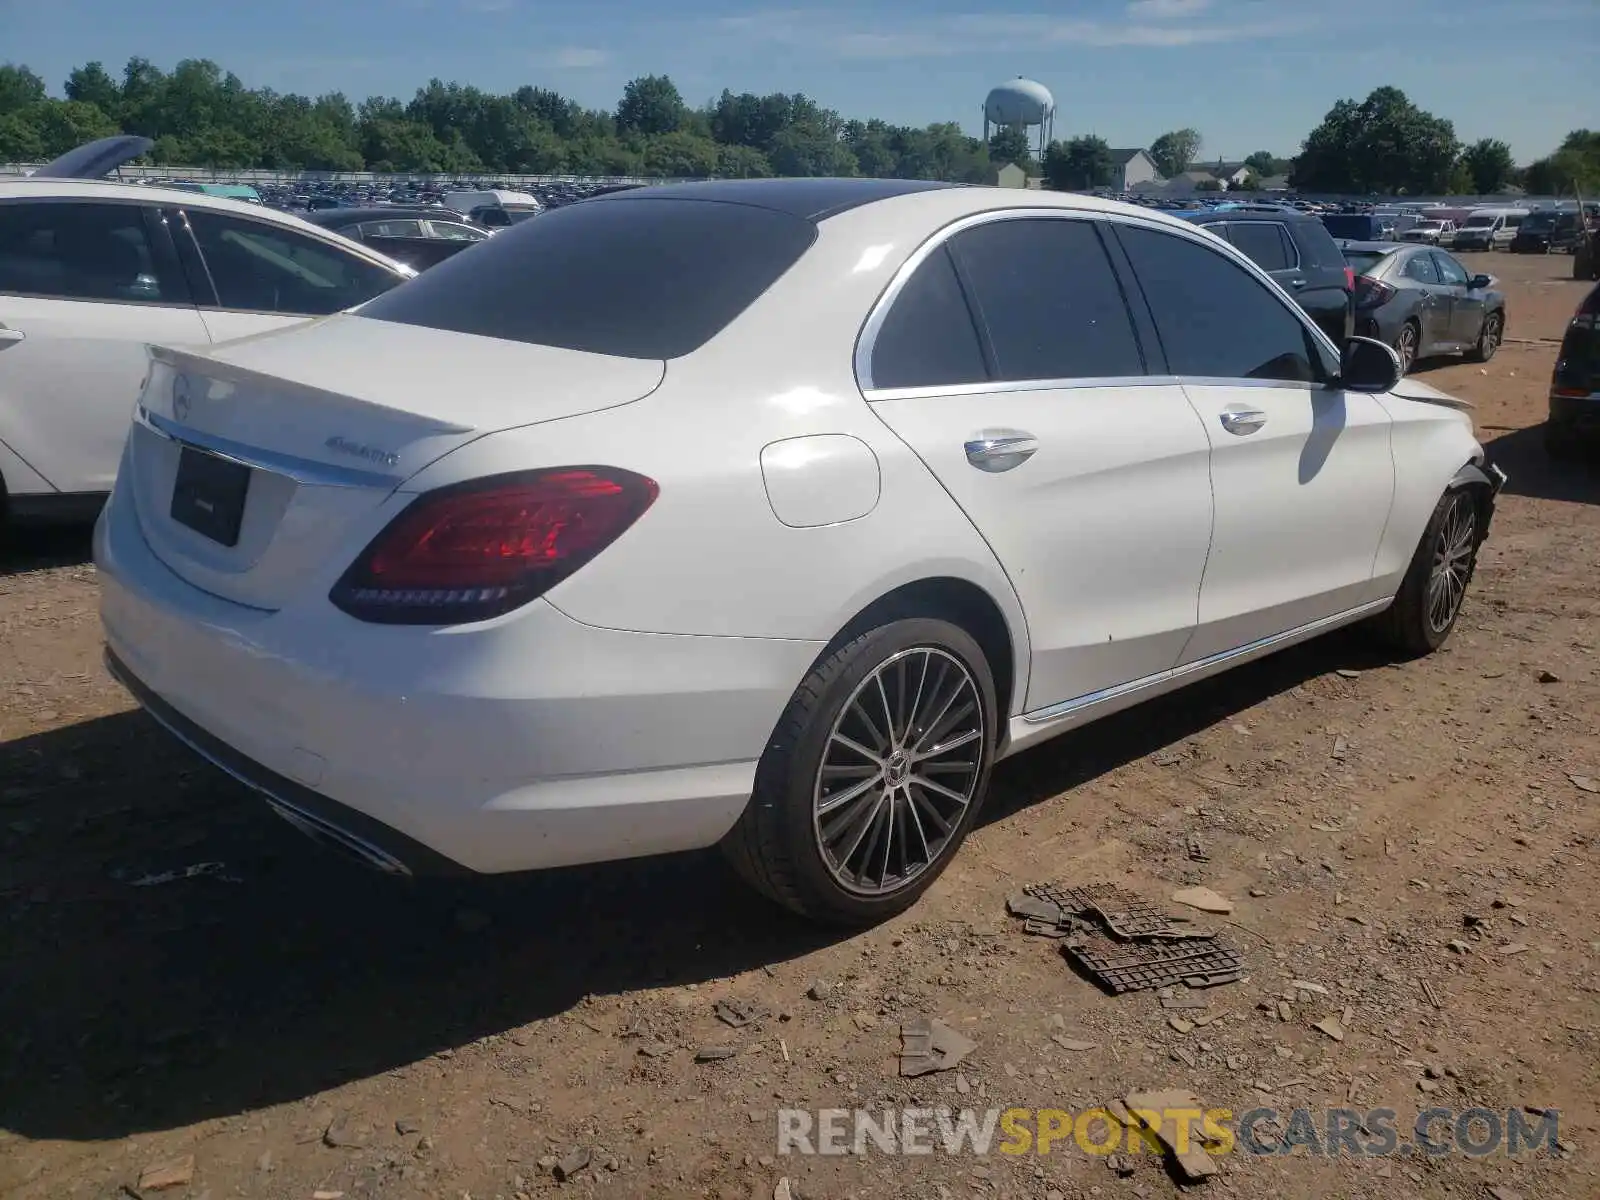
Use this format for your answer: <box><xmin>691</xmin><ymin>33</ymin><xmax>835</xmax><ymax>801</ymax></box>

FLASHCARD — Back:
<box><xmin>1461</xmin><ymin>138</ymin><xmax>1515</xmax><ymax>194</ymax></box>
<box><xmin>1291</xmin><ymin>87</ymin><xmax>1460</xmax><ymax>194</ymax></box>
<box><xmin>616</xmin><ymin>74</ymin><xmax>684</xmax><ymax>136</ymax></box>
<box><xmin>0</xmin><ymin>64</ymin><xmax>47</xmax><ymax>115</ymax></box>
<box><xmin>1043</xmin><ymin>135</ymin><xmax>1114</xmax><ymax>191</ymax></box>
<box><xmin>986</xmin><ymin>125</ymin><xmax>1031</xmax><ymax>168</ymax></box>
<box><xmin>29</xmin><ymin>98</ymin><xmax>119</xmax><ymax>156</ymax></box>
<box><xmin>1148</xmin><ymin>128</ymin><xmax>1201</xmax><ymax>178</ymax></box>
<box><xmin>1243</xmin><ymin>150</ymin><xmax>1277</xmax><ymax>176</ymax></box>
<box><xmin>64</xmin><ymin>62</ymin><xmax>121</xmax><ymax>119</ymax></box>
<box><xmin>1236</xmin><ymin>172</ymin><xmax>1263</xmax><ymax>192</ymax></box>
<box><xmin>716</xmin><ymin>143</ymin><xmax>773</xmax><ymax>178</ymax></box>
<box><xmin>642</xmin><ymin>130</ymin><xmax>718</xmax><ymax>177</ymax></box>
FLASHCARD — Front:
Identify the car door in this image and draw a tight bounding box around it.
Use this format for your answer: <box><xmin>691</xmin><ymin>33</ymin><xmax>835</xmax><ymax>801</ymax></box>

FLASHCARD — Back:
<box><xmin>170</xmin><ymin>207</ymin><xmax>407</xmax><ymax>343</ymax></box>
<box><xmin>0</xmin><ymin>198</ymin><xmax>209</xmax><ymax>495</ymax></box>
<box><xmin>863</xmin><ymin>214</ymin><xmax>1215</xmax><ymax>713</ymax></box>
<box><xmin>1396</xmin><ymin>249</ymin><xmax>1450</xmax><ymax>351</ymax></box>
<box><xmin>1110</xmin><ymin>220</ymin><xmax>1395</xmax><ymax>662</ymax></box>
<box><xmin>1432</xmin><ymin>251</ymin><xmax>1483</xmax><ymax>344</ymax></box>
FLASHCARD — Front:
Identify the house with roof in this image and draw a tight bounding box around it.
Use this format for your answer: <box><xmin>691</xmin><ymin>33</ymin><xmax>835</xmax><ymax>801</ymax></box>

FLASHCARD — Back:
<box><xmin>1108</xmin><ymin>148</ymin><xmax>1162</xmax><ymax>191</ymax></box>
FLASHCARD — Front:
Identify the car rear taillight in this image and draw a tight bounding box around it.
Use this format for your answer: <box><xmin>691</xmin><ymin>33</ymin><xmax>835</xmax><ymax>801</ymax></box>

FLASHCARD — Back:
<box><xmin>1343</xmin><ymin>266</ymin><xmax>1356</xmax><ymax>292</ymax></box>
<box><xmin>1351</xmin><ymin>277</ymin><xmax>1396</xmax><ymax>310</ymax></box>
<box><xmin>331</xmin><ymin>467</ymin><xmax>658</xmax><ymax>625</ymax></box>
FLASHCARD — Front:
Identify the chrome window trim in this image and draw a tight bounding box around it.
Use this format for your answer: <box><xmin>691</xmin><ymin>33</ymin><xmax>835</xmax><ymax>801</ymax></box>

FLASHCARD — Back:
<box><xmin>864</xmin><ymin>373</ymin><xmax>1328</xmax><ymax>404</ymax></box>
<box><xmin>854</xmin><ymin>206</ymin><xmax>1343</xmax><ymax>396</ymax></box>
<box><xmin>134</xmin><ymin>404</ymin><xmax>404</xmax><ymax>490</ymax></box>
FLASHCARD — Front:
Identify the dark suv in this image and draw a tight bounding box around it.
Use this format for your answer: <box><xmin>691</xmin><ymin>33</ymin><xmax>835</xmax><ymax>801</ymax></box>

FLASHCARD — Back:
<box><xmin>1547</xmin><ymin>281</ymin><xmax>1600</xmax><ymax>458</ymax></box>
<box><xmin>1167</xmin><ymin>204</ymin><xmax>1354</xmax><ymax>342</ymax></box>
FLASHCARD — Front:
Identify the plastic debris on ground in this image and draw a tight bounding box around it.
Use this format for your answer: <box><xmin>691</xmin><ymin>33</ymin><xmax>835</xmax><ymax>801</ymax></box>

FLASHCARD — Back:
<box><xmin>1006</xmin><ymin>881</ymin><xmax>1245</xmax><ymax>994</ymax></box>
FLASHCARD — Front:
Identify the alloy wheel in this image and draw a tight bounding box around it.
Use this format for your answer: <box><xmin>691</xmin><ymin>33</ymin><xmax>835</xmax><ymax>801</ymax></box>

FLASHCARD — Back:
<box><xmin>1426</xmin><ymin>493</ymin><xmax>1476</xmax><ymax>634</ymax></box>
<box><xmin>1396</xmin><ymin>325</ymin><xmax>1417</xmax><ymax>375</ymax></box>
<box><xmin>812</xmin><ymin>647</ymin><xmax>985</xmax><ymax>896</ymax></box>
<box><xmin>1480</xmin><ymin>312</ymin><xmax>1502</xmax><ymax>359</ymax></box>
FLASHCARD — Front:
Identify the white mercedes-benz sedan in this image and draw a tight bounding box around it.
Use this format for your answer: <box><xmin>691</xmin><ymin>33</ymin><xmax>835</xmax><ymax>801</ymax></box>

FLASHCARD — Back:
<box><xmin>95</xmin><ymin>179</ymin><xmax>1504</xmax><ymax>925</ymax></box>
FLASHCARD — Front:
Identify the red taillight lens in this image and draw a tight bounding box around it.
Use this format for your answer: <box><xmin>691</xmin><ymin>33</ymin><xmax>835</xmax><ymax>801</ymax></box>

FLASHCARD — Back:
<box><xmin>1352</xmin><ymin>277</ymin><xmax>1395</xmax><ymax>311</ymax></box>
<box><xmin>1343</xmin><ymin>266</ymin><xmax>1356</xmax><ymax>292</ymax></box>
<box><xmin>331</xmin><ymin>467</ymin><xmax>658</xmax><ymax>624</ymax></box>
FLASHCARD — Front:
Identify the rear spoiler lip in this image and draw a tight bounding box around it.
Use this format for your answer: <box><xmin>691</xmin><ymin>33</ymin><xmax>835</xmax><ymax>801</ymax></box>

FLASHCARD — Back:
<box><xmin>143</xmin><ymin>341</ymin><xmax>476</xmax><ymax>437</ymax></box>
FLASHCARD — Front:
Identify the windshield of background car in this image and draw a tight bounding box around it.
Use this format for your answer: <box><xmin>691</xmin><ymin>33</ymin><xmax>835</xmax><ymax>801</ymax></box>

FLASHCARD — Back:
<box><xmin>1463</xmin><ymin>216</ymin><xmax>1496</xmax><ymax>228</ymax></box>
<box><xmin>1320</xmin><ymin>215</ymin><xmax>1374</xmax><ymax>237</ymax></box>
<box><xmin>1343</xmin><ymin>249</ymin><xmax>1391</xmax><ymax>275</ymax></box>
<box><xmin>360</xmin><ymin>197</ymin><xmax>818</xmax><ymax>359</ymax></box>
<box><xmin>1522</xmin><ymin>213</ymin><xmax>1556</xmax><ymax>231</ymax></box>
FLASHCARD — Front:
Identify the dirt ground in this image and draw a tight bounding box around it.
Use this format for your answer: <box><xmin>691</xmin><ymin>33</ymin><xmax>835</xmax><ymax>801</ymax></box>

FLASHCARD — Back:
<box><xmin>2</xmin><ymin>250</ymin><xmax>1596</xmax><ymax>1200</ymax></box>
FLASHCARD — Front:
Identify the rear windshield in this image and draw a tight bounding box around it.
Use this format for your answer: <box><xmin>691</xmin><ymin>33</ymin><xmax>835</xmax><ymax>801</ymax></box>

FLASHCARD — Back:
<box><xmin>360</xmin><ymin>198</ymin><xmax>817</xmax><ymax>359</ymax></box>
<box><xmin>1343</xmin><ymin>250</ymin><xmax>1391</xmax><ymax>275</ymax></box>
<box><xmin>1320</xmin><ymin>215</ymin><xmax>1375</xmax><ymax>238</ymax></box>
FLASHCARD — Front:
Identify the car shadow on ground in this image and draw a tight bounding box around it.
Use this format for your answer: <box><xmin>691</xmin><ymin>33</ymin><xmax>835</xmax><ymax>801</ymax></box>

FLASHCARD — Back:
<box><xmin>1481</xmin><ymin>424</ymin><xmax>1600</xmax><ymax>505</ymax></box>
<box><xmin>0</xmin><ymin>522</ymin><xmax>95</xmax><ymax>577</ymax></box>
<box><xmin>0</xmin><ymin>625</ymin><xmax>1392</xmax><ymax>1144</ymax></box>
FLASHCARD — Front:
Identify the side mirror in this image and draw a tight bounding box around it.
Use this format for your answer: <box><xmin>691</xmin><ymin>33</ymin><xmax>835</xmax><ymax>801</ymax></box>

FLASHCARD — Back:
<box><xmin>1340</xmin><ymin>335</ymin><xmax>1402</xmax><ymax>392</ymax></box>
<box><xmin>1469</xmin><ymin>274</ymin><xmax>1492</xmax><ymax>290</ymax></box>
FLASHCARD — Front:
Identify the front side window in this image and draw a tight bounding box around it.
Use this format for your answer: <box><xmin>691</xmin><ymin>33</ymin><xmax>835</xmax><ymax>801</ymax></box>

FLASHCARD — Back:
<box><xmin>1225</xmin><ymin>221</ymin><xmax>1294</xmax><ymax>273</ymax></box>
<box><xmin>357</xmin><ymin>219</ymin><xmax>425</xmax><ymax>239</ymax></box>
<box><xmin>1117</xmin><ymin>223</ymin><xmax>1328</xmax><ymax>384</ymax></box>
<box><xmin>1433</xmin><ymin>253</ymin><xmax>1469</xmax><ymax>286</ymax></box>
<box><xmin>0</xmin><ymin>201</ymin><xmax>169</xmax><ymax>303</ymax></box>
<box><xmin>1403</xmin><ymin>253</ymin><xmax>1442</xmax><ymax>285</ymax></box>
<box><xmin>948</xmin><ymin>217</ymin><xmax>1144</xmax><ymax>381</ymax></box>
<box><xmin>425</xmin><ymin>221</ymin><xmax>488</xmax><ymax>242</ymax></box>
<box><xmin>185</xmin><ymin>210</ymin><xmax>402</xmax><ymax>316</ymax></box>
<box><xmin>868</xmin><ymin>244</ymin><xmax>987</xmax><ymax>390</ymax></box>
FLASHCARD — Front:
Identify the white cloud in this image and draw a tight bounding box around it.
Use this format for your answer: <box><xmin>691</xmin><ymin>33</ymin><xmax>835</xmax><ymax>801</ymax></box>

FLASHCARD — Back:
<box><xmin>711</xmin><ymin>6</ymin><xmax>1311</xmax><ymax>60</ymax></box>
<box><xmin>548</xmin><ymin>47</ymin><xmax>610</xmax><ymax>69</ymax></box>
<box><xmin>1126</xmin><ymin>0</ymin><xmax>1211</xmax><ymax>18</ymax></box>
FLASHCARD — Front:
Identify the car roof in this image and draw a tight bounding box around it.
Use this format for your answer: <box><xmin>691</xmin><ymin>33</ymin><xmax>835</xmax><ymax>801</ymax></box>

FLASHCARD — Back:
<box><xmin>1163</xmin><ymin>203</ymin><xmax>1313</xmax><ymax>223</ymax></box>
<box><xmin>302</xmin><ymin>206</ymin><xmax>472</xmax><ymax>227</ymax></box>
<box><xmin>587</xmin><ymin>178</ymin><xmax>967</xmax><ymax>222</ymax></box>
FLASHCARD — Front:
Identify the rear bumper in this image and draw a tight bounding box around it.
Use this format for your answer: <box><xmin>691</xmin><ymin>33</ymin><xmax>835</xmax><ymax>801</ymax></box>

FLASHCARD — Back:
<box><xmin>94</xmin><ymin>483</ymin><xmax>823</xmax><ymax>874</ymax></box>
<box><xmin>1549</xmin><ymin>393</ymin><xmax>1600</xmax><ymax>436</ymax></box>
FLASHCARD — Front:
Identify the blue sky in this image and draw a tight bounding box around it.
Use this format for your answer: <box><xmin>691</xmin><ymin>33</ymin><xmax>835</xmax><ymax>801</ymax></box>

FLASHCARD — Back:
<box><xmin>6</xmin><ymin>0</ymin><xmax>1597</xmax><ymax>162</ymax></box>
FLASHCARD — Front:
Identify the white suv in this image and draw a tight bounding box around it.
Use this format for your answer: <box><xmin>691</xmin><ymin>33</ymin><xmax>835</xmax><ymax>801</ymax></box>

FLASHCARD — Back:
<box><xmin>0</xmin><ymin>137</ymin><xmax>412</xmax><ymax>531</ymax></box>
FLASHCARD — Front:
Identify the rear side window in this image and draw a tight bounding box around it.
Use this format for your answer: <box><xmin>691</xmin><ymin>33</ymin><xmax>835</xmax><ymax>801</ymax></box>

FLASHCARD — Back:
<box><xmin>362</xmin><ymin>198</ymin><xmax>816</xmax><ymax>359</ymax></box>
<box><xmin>0</xmin><ymin>201</ymin><xmax>170</xmax><ymax>303</ymax></box>
<box><xmin>869</xmin><ymin>245</ymin><xmax>987</xmax><ymax>389</ymax></box>
<box><xmin>1117</xmin><ymin>224</ymin><xmax>1329</xmax><ymax>384</ymax></box>
<box><xmin>947</xmin><ymin>217</ymin><xmax>1144</xmax><ymax>381</ymax></box>
<box><xmin>1225</xmin><ymin>222</ymin><xmax>1294</xmax><ymax>273</ymax></box>
<box><xmin>185</xmin><ymin>210</ymin><xmax>402</xmax><ymax>316</ymax></box>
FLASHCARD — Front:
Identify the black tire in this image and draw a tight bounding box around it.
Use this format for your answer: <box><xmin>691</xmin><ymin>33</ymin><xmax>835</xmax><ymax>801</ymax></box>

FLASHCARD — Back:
<box><xmin>1467</xmin><ymin>309</ymin><xmax>1503</xmax><ymax>363</ymax></box>
<box><xmin>721</xmin><ymin>617</ymin><xmax>998</xmax><ymax>925</ymax></box>
<box><xmin>1372</xmin><ymin>487</ymin><xmax>1482</xmax><ymax>657</ymax></box>
<box><xmin>1393</xmin><ymin>320</ymin><xmax>1419</xmax><ymax>376</ymax></box>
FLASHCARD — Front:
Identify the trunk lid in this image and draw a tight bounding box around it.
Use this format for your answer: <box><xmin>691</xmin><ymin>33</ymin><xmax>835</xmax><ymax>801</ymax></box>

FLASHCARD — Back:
<box><xmin>127</xmin><ymin>314</ymin><xmax>665</xmax><ymax>610</ymax></box>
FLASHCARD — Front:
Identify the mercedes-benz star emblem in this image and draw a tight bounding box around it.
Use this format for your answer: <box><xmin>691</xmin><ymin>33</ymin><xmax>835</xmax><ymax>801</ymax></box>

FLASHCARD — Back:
<box><xmin>172</xmin><ymin>375</ymin><xmax>192</xmax><ymax>422</ymax></box>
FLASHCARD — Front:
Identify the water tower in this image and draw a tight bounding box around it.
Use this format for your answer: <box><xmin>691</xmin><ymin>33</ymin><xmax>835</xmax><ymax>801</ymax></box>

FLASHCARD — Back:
<box><xmin>983</xmin><ymin>77</ymin><xmax>1055</xmax><ymax>160</ymax></box>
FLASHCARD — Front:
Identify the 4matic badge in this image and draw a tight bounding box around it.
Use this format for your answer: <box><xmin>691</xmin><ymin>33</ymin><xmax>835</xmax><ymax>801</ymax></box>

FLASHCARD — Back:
<box><xmin>324</xmin><ymin>436</ymin><xmax>400</xmax><ymax>468</ymax></box>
